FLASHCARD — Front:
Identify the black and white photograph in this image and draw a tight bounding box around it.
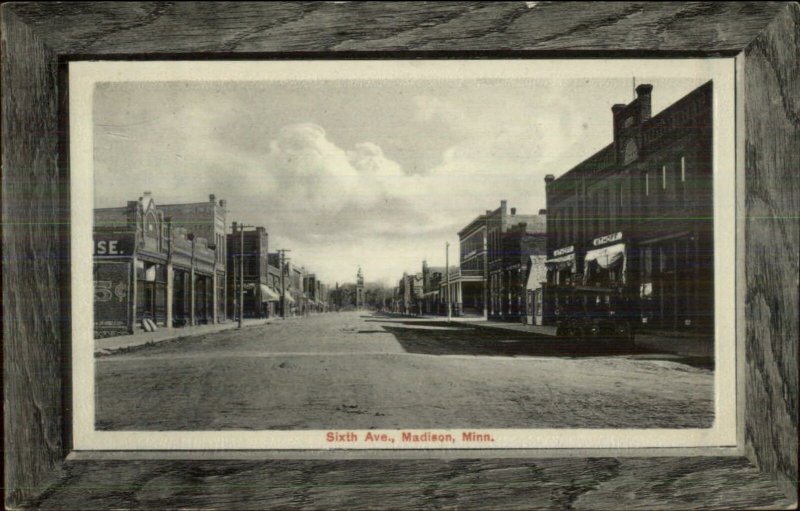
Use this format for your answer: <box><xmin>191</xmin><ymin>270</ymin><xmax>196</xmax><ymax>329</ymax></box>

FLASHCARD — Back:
<box><xmin>5</xmin><ymin>3</ymin><xmax>798</xmax><ymax>510</ymax></box>
<box><xmin>72</xmin><ymin>59</ymin><xmax>736</xmax><ymax>450</ymax></box>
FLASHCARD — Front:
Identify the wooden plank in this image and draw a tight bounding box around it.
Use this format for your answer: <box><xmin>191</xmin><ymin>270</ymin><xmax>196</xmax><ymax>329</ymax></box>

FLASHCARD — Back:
<box><xmin>1</xmin><ymin>8</ymin><xmax>67</xmax><ymax>508</ymax></box>
<box><xmin>29</xmin><ymin>458</ymin><xmax>796</xmax><ymax>510</ymax></box>
<box><xmin>743</xmin><ymin>2</ymin><xmax>800</xmax><ymax>500</ymax></box>
<box><xmin>6</xmin><ymin>2</ymin><xmax>789</xmax><ymax>54</ymax></box>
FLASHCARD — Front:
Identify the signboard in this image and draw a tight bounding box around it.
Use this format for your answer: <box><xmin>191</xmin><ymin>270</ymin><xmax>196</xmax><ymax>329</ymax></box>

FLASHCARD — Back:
<box><xmin>94</xmin><ymin>261</ymin><xmax>131</xmax><ymax>333</ymax></box>
<box><xmin>592</xmin><ymin>231</ymin><xmax>623</xmax><ymax>247</ymax></box>
<box><xmin>553</xmin><ymin>245</ymin><xmax>574</xmax><ymax>257</ymax></box>
<box><xmin>94</xmin><ymin>233</ymin><xmax>134</xmax><ymax>256</ymax></box>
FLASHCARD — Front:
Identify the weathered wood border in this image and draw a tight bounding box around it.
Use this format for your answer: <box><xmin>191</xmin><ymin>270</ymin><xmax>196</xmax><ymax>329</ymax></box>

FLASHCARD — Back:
<box><xmin>3</xmin><ymin>2</ymin><xmax>797</xmax><ymax>509</ymax></box>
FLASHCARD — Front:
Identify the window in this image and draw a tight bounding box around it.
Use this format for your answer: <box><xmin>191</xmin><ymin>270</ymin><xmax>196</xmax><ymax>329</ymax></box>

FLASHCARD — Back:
<box><xmin>680</xmin><ymin>156</ymin><xmax>686</xmax><ymax>182</ymax></box>
<box><xmin>679</xmin><ymin>156</ymin><xmax>688</xmax><ymax>205</ymax></box>
<box><xmin>662</xmin><ymin>165</ymin><xmax>667</xmax><ymax>190</ymax></box>
<box><xmin>645</xmin><ymin>171</ymin><xmax>650</xmax><ymax>196</ymax></box>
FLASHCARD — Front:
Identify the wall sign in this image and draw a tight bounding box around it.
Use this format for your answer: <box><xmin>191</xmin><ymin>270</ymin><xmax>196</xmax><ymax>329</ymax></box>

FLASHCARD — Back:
<box><xmin>592</xmin><ymin>232</ymin><xmax>623</xmax><ymax>247</ymax></box>
<box><xmin>553</xmin><ymin>245</ymin><xmax>574</xmax><ymax>257</ymax></box>
<box><xmin>94</xmin><ymin>234</ymin><xmax>133</xmax><ymax>256</ymax></box>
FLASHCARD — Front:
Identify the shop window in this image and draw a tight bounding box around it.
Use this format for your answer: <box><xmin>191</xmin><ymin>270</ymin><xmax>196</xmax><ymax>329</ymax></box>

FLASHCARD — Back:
<box><xmin>642</xmin><ymin>246</ymin><xmax>652</xmax><ymax>280</ymax></box>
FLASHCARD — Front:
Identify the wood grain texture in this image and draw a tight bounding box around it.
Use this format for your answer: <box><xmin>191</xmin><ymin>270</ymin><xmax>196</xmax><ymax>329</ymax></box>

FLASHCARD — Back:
<box><xmin>29</xmin><ymin>458</ymin><xmax>796</xmax><ymax>510</ymax></box>
<box><xmin>1</xmin><ymin>8</ymin><xmax>67</xmax><ymax>509</ymax></box>
<box><xmin>4</xmin><ymin>2</ymin><xmax>790</xmax><ymax>54</ymax></box>
<box><xmin>2</xmin><ymin>1</ymin><xmax>798</xmax><ymax>509</ymax></box>
<box><xmin>743</xmin><ymin>1</ymin><xmax>800</xmax><ymax>500</ymax></box>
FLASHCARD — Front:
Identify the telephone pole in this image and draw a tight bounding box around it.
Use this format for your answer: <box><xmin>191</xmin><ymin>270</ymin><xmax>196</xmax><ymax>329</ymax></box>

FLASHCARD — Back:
<box><xmin>278</xmin><ymin>249</ymin><xmax>291</xmax><ymax>319</ymax></box>
<box><xmin>236</xmin><ymin>222</ymin><xmax>254</xmax><ymax>329</ymax></box>
<box><xmin>446</xmin><ymin>241</ymin><xmax>451</xmax><ymax>322</ymax></box>
<box><xmin>482</xmin><ymin>228</ymin><xmax>488</xmax><ymax>320</ymax></box>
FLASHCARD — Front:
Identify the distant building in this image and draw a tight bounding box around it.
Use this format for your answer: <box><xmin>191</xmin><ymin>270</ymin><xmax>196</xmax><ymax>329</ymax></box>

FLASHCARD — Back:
<box><xmin>421</xmin><ymin>261</ymin><xmax>443</xmax><ymax>315</ymax></box>
<box><xmin>544</xmin><ymin>82</ymin><xmax>713</xmax><ymax>332</ymax></box>
<box><xmin>226</xmin><ymin>225</ymin><xmax>275</xmax><ymax>319</ymax></box>
<box><xmin>456</xmin><ymin>214</ymin><xmax>488</xmax><ymax>317</ymax></box>
<box><xmin>356</xmin><ymin>267</ymin><xmax>364</xmax><ymax>310</ymax></box>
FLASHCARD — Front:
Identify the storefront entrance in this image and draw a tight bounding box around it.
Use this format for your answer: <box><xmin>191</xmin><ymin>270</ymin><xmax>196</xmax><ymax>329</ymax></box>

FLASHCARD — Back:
<box><xmin>136</xmin><ymin>261</ymin><xmax>167</xmax><ymax>326</ymax></box>
<box><xmin>639</xmin><ymin>236</ymin><xmax>701</xmax><ymax>331</ymax></box>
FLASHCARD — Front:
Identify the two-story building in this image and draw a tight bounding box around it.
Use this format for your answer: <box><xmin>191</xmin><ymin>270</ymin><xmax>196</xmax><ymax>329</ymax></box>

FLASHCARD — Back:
<box><xmin>485</xmin><ymin>201</ymin><xmax>546</xmax><ymax>320</ymax></box>
<box><xmin>93</xmin><ymin>193</ymin><xmax>222</xmax><ymax>337</ymax></box>
<box><xmin>226</xmin><ymin>225</ymin><xmax>277</xmax><ymax>319</ymax></box>
<box><xmin>544</xmin><ymin>82</ymin><xmax>713</xmax><ymax>332</ymax></box>
<box><xmin>456</xmin><ymin>214</ymin><xmax>488</xmax><ymax>317</ymax></box>
<box><xmin>158</xmin><ymin>194</ymin><xmax>228</xmax><ymax>323</ymax></box>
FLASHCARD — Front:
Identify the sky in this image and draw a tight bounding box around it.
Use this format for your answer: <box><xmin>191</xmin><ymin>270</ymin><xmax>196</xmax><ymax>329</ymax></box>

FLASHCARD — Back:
<box><xmin>94</xmin><ymin>73</ymin><xmax>709</xmax><ymax>286</ymax></box>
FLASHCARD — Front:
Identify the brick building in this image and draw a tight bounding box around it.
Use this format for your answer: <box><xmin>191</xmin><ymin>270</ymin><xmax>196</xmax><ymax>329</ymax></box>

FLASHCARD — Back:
<box><xmin>93</xmin><ymin>193</ymin><xmax>222</xmax><ymax>337</ymax></box>
<box><xmin>456</xmin><ymin>214</ymin><xmax>488</xmax><ymax>317</ymax></box>
<box><xmin>485</xmin><ymin>201</ymin><xmax>546</xmax><ymax>320</ymax></box>
<box><xmin>544</xmin><ymin>82</ymin><xmax>713</xmax><ymax>332</ymax></box>
<box><xmin>226</xmin><ymin>225</ymin><xmax>277</xmax><ymax>319</ymax></box>
<box><xmin>158</xmin><ymin>194</ymin><xmax>228</xmax><ymax>322</ymax></box>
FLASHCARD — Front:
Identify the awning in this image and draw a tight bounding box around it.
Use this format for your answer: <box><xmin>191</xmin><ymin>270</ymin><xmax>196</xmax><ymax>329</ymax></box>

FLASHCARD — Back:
<box><xmin>526</xmin><ymin>256</ymin><xmax>542</xmax><ymax>290</ymax></box>
<box><xmin>260</xmin><ymin>285</ymin><xmax>280</xmax><ymax>302</ymax></box>
<box><xmin>284</xmin><ymin>293</ymin><xmax>296</xmax><ymax>305</ymax></box>
<box><xmin>584</xmin><ymin>243</ymin><xmax>625</xmax><ymax>269</ymax></box>
<box><xmin>545</xmin><ymin>252</ymin><xmax>575</xmax><ymax>270</ymax></box>
<box><xmin>423</xmin><ymin>290</ymin><xmax>439</xmax><ymax>297</ymax></box>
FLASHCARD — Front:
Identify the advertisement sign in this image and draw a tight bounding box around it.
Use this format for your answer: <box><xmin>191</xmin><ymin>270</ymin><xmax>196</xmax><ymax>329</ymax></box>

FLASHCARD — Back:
<box><xmin>592</xmin><ymin>231</ymin><xmax>623</xmax><ymax>247</ymax></box>
<box><xmin>553</xmin><ymin>245</ymin><xmax>574</xmax><ymax>257</ymax></box>
<box><xmin>94</xmin><ymin>261</ymin><xmax>131</xmax><ymax>332</ymax></box>
<box><xmin>94</xmin><ymin>233</ymin><xmax>134</xmax><ymax>256</ymax></box>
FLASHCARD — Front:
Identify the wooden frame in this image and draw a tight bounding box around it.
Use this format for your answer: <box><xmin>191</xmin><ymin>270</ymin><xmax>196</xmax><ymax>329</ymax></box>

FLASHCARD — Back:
<box><xmin>2</xmin><ymin>2</ymin><xmax>797</xmax><ymax>509</ymax></box>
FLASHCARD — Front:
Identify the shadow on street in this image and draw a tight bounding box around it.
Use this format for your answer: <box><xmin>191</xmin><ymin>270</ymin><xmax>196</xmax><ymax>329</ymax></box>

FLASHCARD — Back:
<box><xmin>376</xmin><ymin>321</ymin><xmax>713</xmax><ymax>369</ymax></box>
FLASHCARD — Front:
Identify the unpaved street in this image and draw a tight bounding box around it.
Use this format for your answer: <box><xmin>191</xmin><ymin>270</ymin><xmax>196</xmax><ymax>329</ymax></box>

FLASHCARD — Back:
<box><xmin>96</xmin><ymin>311</ymin><xmax>713</xmax><ymax>430</ymax></box>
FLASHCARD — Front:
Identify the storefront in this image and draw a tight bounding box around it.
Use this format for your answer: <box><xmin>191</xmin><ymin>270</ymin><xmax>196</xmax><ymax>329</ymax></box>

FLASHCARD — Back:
<box><xmin>135</xmin><ymin>259</ymin><xmax>168</xmax><ymax>327</ymax></box>
<box><xmin>637</xmin><ymin>233</ymin><xmax>703</xmax><ymax>331</ymax></box>
<box><xmin>260</xmin><ymin>284</ymin><xmax>280</xmax><ymax>317</ymax></box>
<box><xmin>545</xmin><ymin>245</ymin><xmax>577</xmax><ymax>286</ymax></box>
<box><xmin>542</xmin><ymin>245</ymin><xmax>577</xmax><ymax>325</ymax></box>
<box><xmin>583</xmin><ymin>232</ymin><xmax>626</xmax><ymax>288</ymax></box>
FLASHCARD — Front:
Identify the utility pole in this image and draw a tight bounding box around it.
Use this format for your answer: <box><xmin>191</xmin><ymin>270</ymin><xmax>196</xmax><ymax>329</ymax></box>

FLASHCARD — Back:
<box><xmin>237</xmin><ymin>223</ymin><xmax>254</xmax><ymax>329</ymax></box>
<box><xmin>483</xmin><ymin>228</ymin><xmax>488</xmax><ymax>320</ymax></box>
<box><xmin>446</xmin><ymin>242</ymin><xmax>451</xmax><ymax>322</ymax></box>
<box><xmin>278</xmin><ymin>249</ymin><xmax>291</xmax><ymax>319</ymax></box>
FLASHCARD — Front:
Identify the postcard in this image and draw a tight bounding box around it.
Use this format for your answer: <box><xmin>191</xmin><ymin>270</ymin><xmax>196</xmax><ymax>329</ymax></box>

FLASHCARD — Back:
<box><xmin>70</xmin><ymin>58</ymin><xmax>737</xmax><ymax>451</ymax></box>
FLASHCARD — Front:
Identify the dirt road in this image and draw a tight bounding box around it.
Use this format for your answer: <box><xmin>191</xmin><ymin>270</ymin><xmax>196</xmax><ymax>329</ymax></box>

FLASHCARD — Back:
<box><xmin>96</xmin><ymin>311</ymin><xmax>713</xmax><ymax>430</ymax></box>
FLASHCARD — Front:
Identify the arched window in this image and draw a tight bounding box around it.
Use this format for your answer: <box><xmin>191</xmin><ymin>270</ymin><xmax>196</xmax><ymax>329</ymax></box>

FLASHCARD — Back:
<box><xmin>623</xmin><ymin>138</ymin><xmax>638</xmax><ymax>165</ymax></box>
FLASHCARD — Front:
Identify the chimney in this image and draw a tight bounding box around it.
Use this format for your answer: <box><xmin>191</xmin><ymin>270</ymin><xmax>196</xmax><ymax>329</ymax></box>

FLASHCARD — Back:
<box><xmin>636</xmin><ymin>84</ymin><xmax>653</xmax><ymax>122</ymax></box>
<box><xmin>544</xmin><ymin>174</ymin><xmax>555</xmax><ymax>184</ymax></box>
<box><xmin>209</xmin><ymin>194</ymin><xmax>216</xmax><ymax>202</ymax></box>
<box><xmin>500</xmin><ymin>200</ymin><xmax>507</xmax><ymax>212</ymax></box>
<box><xmin>510</xmin><ymin>208</ymin><xmax>516</xmax><ymax>215</ymax></box>
<box><xmin>539</xmin><ymin>209</ymin><xmax>547</xmax><ymax>215</ymax></box>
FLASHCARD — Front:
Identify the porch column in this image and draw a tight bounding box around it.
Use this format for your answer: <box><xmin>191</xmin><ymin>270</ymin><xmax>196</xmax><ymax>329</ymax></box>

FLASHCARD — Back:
<box><xmin>211</xmin><ymin>271</ymin><xmax>218</xmax><ymax>324</ymax></box>
<box><xmin>166</xmin><ymin>263</ymin><xmax>173</xmax><ymax>329</ymax></box>
<box><xmin>129</xmin><ymin>259</ymin><xmax>137</xmax><ymax>334</ymax></box>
